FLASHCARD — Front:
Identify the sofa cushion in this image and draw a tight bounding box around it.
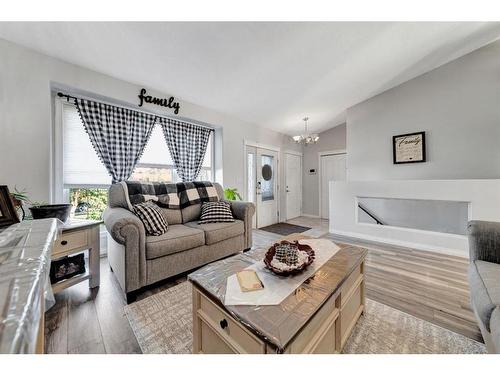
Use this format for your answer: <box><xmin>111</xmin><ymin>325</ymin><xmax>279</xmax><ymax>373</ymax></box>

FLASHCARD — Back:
<box><xmin>185</xmin><ymin>220</ymin><xmax>244</xmax><ymax>245</ymax></box>
<box><xmin>145</xmin><ymin>224</ymin><xmax>205</xmax><ymax>259</ymax></box>
<box><xmin>182</xmin><ymin>203</ymin><xmax>202</xmax><ymax>223</ymax></box>
<box><xmin>133</xmin><ymin>201</ymin><xmax>168</xmax><ymax>236</ymax></box>
<box><xmin>161</xmin><ymin>208</ymin><xmax>182</xmax><ymax>225</ymax></box>
<box><xmin>469</xmin><ymin>260</ymin><xmax>500</xmax><ymax>331</ymax></box>
<box><xmin>199</xmin><ymin>201</ymin><xmax>234</xmax><ymax>224</ymax></box>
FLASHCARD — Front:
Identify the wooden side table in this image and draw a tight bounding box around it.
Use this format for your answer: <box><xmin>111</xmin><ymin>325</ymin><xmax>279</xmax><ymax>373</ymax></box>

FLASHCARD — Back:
<box><xmin>51</xmin><ymin>219</ymin><xmax>102</xmax><ymax>293</ymax></box>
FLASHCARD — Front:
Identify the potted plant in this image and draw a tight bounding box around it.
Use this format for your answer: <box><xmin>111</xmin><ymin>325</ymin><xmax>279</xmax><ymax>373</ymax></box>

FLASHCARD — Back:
<box><xmin>224</xmin><ymin>187</ymin><xmax>242</xmax><ymax>201</ymax></box>
<box><xmin>10</xmin><ymin>187</ymin><xmax>29</xmax><ymax>220</ymax></box>
<box><xmin>29</xmin><ymin>202</ymin><xmax>73</xmax><ymax>223</ymax></box>
<box><xmin>11</xmin><ymin>187</ymin><xmax>73</xmax><ymax>223</ymax></box>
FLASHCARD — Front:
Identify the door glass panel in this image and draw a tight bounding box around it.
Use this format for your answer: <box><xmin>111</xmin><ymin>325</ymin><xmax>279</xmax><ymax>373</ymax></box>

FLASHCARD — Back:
<box><xmin>261</xmin><ymin>155</ymin><xmax>274</xmax><ymax>201</ymax></box>
<box><xmin>247</xmin><ymin>152</ymin><xmax>255</xmax><ymax>203</ymax></box>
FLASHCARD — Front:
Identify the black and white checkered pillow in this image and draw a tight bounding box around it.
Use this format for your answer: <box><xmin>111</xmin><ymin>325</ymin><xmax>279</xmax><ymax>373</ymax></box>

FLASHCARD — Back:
<box><xmin>133</xmin><ymin>201</ymin><xmax>168</xmax><ymax>236</ymax></box>
<box><xmin>198</xmin><ymin>201</ymin><xmax>234</xmax><ymax>224</ymax></box>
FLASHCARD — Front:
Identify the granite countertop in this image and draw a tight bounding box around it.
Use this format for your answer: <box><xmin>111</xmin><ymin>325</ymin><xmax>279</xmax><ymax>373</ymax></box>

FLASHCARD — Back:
<box><xmin>0</xmin><ymin>219</ymin><xmax>59</xmax><ymax>353</ymax></box>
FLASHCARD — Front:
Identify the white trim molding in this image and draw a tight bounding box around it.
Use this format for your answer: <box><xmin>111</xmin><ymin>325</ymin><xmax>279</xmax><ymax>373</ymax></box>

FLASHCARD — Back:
<box><xmin>244</xmin><ymin>139</ymin><xmax>281</xmax><ymax>153</ymax></box>
<box><xmin>330</xmin><ymin>179</ymin><xmax>500</xmax><ymax>257</ymax></box>
<box><xmin>284</xmin><ymin>149</ymin><xmax>303</xmax><ymax>157</ymax></box>
<box><xmin>330</xmin><ymin>229</ymin><xmax>467</xmax><ymax>258</ymax></box>
<box><xmin>301</xmin><ymin>213</ymin><xmax>321</xmax><ymax>218</ymax></box>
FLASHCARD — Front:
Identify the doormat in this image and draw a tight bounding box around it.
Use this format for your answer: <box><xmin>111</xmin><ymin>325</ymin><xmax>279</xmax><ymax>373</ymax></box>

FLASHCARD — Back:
<box><xmin>259</xmin><ymin>222</ymin><xmax>311</xmax><ymax>236</ymax></box>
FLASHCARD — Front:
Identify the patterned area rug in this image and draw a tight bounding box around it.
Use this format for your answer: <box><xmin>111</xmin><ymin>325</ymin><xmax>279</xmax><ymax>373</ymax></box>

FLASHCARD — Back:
<box><xmin>259</xmin><ymin>223</ymin><xmax>311</xmax><ymax>236</ymax></box>
<box><xmin>124</xmin><ymin>282</ymin><xmax>486</xmax><ymax>354</ymax></box>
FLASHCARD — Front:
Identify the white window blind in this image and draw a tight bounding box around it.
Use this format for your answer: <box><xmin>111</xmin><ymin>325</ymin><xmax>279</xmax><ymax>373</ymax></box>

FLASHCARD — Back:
<box><xmin>63</xmin><ymin>103</ymin><xmax>110</xmax><ymax>186</ymax></box>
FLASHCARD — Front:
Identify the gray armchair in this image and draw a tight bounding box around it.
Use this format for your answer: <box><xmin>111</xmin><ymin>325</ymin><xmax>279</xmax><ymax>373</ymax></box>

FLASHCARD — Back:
<box><xmin>467</xmin><ymin>221</ymin><xmax>500</xmax><ymax>353</ymax></box>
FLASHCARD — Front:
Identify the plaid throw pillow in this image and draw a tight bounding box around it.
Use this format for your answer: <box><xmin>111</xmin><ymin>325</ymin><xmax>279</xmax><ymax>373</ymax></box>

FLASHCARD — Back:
<box><xmin>133</xmin><ymin>201</ymin><xmax>168</xmax><ymax>236</ymax></box>
<box><xmin>199</xmin><ymin>201</ymin><xmax>234</xmax><ymax>224</ymax></box>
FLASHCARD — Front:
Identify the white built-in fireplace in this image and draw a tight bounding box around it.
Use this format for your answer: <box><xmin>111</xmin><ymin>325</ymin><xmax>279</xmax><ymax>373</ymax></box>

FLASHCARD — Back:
<box><xmin>329</xmin><ymin>180</ymin><xmax>500</xmax><ymax>257</ymax></box>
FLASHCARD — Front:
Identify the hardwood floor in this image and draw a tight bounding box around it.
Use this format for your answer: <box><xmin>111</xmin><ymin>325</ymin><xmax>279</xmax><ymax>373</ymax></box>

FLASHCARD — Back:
<box><xmin>44</xmin><ymin>217</ymin><xmax>481</xmax><ymax>353</ymax></box>
<box><xmin>328</xmin><ymin>233</ymin><xmax>481</xmax><ymax>342</ymax></box>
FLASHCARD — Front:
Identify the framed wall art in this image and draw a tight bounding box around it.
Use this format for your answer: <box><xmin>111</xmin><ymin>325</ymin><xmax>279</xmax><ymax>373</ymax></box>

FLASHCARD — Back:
<box><xmin>0</xmin><ymin>185</ymin><xmax>20</xmax><ymax>228</ymax></box>
<box><xmin>393</xmin><ymin>131</ymin><xmax>426</xmax><ymax>164</ymax></box>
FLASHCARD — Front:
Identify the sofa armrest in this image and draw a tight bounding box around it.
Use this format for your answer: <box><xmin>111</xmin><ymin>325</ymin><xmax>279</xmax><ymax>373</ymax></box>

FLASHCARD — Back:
<box><xmin>491</xmin><ymin>307</ymin><xmax>500</xmax><ymax>353</ymax></box>
<box><xmin>467</xmin><ymin>221</ymin><xmax>500</xmax><ymax>264</ymax></box>
<box><xmin>226</xmin><ymin>200</ymin><xmax>255</xmax><ymax>250</ymax></box>
<box><xmin>103</xmin><ymin>207</ymin><xmax>147</xmax><ymax>292</ymax></box>
<box><xmin>104</xmin><ymin>207</ymin><xmax>144</xmax><ymax>244</ymax></box>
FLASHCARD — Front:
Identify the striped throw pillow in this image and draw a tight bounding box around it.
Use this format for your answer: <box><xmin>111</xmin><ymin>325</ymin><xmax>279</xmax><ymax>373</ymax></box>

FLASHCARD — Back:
<box><xmin>199</xmin><ymin>201</ymin><xmax>234</xmax><ymax>224</ymax></box>
<box><xmin>133</xmin><ymin>201</ymin><xmax>168</xmax><ymax>236</ymax></box>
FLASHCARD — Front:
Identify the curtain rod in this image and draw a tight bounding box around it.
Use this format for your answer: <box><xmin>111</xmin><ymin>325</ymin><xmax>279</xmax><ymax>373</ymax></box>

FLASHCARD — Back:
<box><xmin>56</xmin><ymin>91</ymin><xmax>215</xmax><ymax>131</ymax></box>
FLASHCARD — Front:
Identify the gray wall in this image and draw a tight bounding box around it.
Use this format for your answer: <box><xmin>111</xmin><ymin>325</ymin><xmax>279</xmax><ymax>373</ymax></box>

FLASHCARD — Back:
<box><xmin>0</xmin><ymin>38</ymin><xmax>300</xmax><ymax>219</ymax></box>
<box><xmin>346</xmin><ymin>39</ymin><xmax>500</xmax><ymax>181</ymax></box>
<box><xmin>302</xmin><ymin>123</ymin><xmax>346</xmax><ymax>216</ymax></box>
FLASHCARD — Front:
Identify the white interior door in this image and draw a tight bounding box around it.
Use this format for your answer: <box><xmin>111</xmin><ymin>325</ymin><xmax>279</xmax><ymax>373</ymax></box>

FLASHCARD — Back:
<box><xmin>285</xmin><ymin>153</ymin><xmax>302</xmax><ymax>220</ymax></box>
<box><xmin>256</xmin><ymin>148</ymin><xmax>279</xmax><ymax>228</ymax></box>
<box><xmin>320</xmin><ymin>153</ymin><xmax>346</xmax><ymax>219</ymax></box>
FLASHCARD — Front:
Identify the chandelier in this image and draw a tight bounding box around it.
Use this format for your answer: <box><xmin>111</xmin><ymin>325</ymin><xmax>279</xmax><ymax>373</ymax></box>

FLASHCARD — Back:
<box><xmin>292</xmin><ymin>117</ymin><xmax>319</xmax><ymax>145</ymax></box>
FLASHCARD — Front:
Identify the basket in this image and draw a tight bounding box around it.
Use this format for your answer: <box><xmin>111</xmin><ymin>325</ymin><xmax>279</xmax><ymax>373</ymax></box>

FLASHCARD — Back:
<box><xmin>263</xmin><ymin>240</ymin><xmax>315</xmax><ymax>276</ymax></box>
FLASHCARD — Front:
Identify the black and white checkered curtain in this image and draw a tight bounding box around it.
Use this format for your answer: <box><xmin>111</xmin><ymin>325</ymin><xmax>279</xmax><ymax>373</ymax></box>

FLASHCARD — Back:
<box><xmin>158</xmin><ymin>118</ymin><xmax>212</xmax><ymax>182</ymax></box>
<box><xmin>75</xmin><ymin>98</ymin><xmax>157</xmax><ymax>183</ymax></box>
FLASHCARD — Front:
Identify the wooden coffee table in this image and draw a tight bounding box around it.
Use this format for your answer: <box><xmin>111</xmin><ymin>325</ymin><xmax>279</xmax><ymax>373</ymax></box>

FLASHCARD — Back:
<box><xmin>188</xmin><ymin>235</ymin><xmax>367</xmax><ymax>354</ymax></box>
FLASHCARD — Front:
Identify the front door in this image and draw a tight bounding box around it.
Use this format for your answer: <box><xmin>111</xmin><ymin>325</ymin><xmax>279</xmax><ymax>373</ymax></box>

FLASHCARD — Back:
<box><xmin>320</xmin><ymin>153</ymin><xmax>346</xmax><ymax>219</ymax></box>
<box><xmin>285</xmin><ymin>153</ymin><xmax>302</xmax><ymax>220</ymax></box>
<box><xmin>256</xmin><ymin>148</ymin><xmax>279</xmax><ymax>228</ymax></box>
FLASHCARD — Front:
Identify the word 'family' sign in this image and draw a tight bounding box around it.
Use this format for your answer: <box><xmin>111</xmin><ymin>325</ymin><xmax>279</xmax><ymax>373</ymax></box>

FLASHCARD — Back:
<box><xmin>138</xmin><ymin>88</ymin><xmax>180</xmax><ymax>114</ymax></box>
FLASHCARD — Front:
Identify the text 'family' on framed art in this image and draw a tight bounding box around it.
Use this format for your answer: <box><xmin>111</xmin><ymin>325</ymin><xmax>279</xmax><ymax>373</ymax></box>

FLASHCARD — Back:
<box><xmin>393</xmin><ymin>131</ymin><xmax>426</xmax><ymax>164</ymax></box>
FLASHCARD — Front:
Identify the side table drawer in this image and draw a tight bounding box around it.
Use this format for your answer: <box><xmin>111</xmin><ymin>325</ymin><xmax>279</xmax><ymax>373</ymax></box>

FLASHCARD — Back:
<box><xmin>53</xmin><ymin>230</ymin><xmax>88</xmax><ymax>257</ymax></box>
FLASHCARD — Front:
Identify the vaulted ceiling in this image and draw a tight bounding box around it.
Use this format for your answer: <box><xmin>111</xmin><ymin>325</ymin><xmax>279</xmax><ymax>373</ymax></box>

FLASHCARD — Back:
<box><xmin>1</xmin><ymin>22</ymin><xmax>499</xmax><ymax>134</ymax></box>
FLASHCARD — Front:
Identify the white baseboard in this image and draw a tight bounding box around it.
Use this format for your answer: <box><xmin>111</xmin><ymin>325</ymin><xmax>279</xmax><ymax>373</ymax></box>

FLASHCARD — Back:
<box><xmin>301</xmin><ymin>214</ymin><xmax>321</xmax><ymax>218</ymax></box>
<box><xmin>330</xmin><ymin>229</ymin><xmax>468</xmax><ymax>258</ymax></box>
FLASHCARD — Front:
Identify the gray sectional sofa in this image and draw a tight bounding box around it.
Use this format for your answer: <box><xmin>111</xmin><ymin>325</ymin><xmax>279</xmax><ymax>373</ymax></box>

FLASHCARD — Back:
<box><xmin>103</xmin><ymin>182</ymin><xmax>255</xmax><ymax>303</ymax></box>
<box><xmin>467</xmin><ymin>220</ymin><xmax>500</xmax><ymax>353</ymax></box>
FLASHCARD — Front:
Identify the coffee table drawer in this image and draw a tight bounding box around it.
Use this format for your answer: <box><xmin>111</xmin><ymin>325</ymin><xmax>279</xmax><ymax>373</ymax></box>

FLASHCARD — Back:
<box><xmin>311</xmin><ymin>317</ymin><xmax>337</xmax><ymax>354</ymax></box>
<box><xmin>340</xmin><ymin>263</ymin><xmax>362</xmax><ymax>305</ymax></box>
<box><xmin>53</xmin><ymin>230</ymin><xmax>88</xmax><ymax>257</ymax></box>
<box><xmin>289</xmin><ymin>293</ymin><xmax>339</xmax><ymax>353</ymax></box>
<box><xmin>200</xmin><ymin>320</ymin><xmax>236</xmax><ymax>354</ymax></box>
<box><xmin>198</xmin><ymin>292</ymin><xmax>265</xmax><ymax>354</ymax></box>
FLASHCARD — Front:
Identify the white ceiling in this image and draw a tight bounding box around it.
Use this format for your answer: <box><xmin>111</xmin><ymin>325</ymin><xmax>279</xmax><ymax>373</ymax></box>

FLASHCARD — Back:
<box><xmin>1</xmin><ymin>22</ymin><xmax>500</xmax><ymax>135</ymax></box>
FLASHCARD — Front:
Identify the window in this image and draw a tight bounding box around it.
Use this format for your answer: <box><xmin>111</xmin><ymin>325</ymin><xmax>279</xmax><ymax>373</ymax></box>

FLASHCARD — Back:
<box><xmin>59</xmin><ymin>100</ymin><xmax>214</xmax><ymax>220</ymax></box>
<box><xmin>261</xmin><ymin>155</ymin><xmax>275</xmax><ymax>201</ymax></box>
<box><xmin>129</xmin><ymin>126</ymin><xmax>213</xmax><ymax>183</ymax></box>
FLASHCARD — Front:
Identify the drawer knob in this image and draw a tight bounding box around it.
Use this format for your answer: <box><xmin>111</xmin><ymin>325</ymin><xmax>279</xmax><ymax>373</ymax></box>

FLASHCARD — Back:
<box><xmin>219</xmin><ymin>319</ymin><xmax>228</xmax><ymax>330</ymax></box>
<box><xmin>61</xmin><ymin>240</ymin><xmax>68</xmax><ymax>246</ymax></box>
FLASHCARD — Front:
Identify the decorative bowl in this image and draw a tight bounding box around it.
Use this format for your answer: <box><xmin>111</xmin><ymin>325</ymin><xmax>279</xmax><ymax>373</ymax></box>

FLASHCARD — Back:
<box><xmin>263</xmin><ymin>240</ymin><xmax>315</xmax><ymax>276</ymax></box>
